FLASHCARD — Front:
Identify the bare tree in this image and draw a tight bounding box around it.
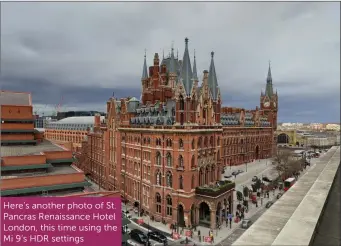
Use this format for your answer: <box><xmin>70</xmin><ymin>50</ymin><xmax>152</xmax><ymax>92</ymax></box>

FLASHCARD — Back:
<box><xmin>272</xmin><ymin>149</ymin><xmax>292</xmax><ymax>180</ymax></box>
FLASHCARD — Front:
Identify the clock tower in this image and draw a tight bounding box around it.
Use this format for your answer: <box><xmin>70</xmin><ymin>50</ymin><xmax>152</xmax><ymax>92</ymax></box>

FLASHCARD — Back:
<box><xmin>260</xmin><ymin>62</ymin><xmax>278</xmax><ymax>129</ymax></box>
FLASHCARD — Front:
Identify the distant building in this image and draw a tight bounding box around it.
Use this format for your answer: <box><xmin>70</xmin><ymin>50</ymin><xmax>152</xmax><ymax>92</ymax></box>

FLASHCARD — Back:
<box><xmin>0</xmin><ymin>90</ymin><xmax>92</xmax><ymax>197</ymax></box>
<box><xmin>57</xmin><ymin>111</ymin><xmax>106</xmax><ymax>121</ymax></box>
<box><xmin>44</xmin><ymin>116</ymin><xmax>106</xmax><ymax>152</ymax></box>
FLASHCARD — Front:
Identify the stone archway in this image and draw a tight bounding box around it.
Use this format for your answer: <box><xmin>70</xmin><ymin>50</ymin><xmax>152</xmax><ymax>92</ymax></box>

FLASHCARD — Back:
<box><xmin>198</xmin><ymin>202</ymin><xmax>211</xmax><ymax>227</ymax></box>
<box><xmin>177</xmin><ymin>204</ymin><xmax>185</xmax><ymax>227</ymax></box>
<box><xmin>277</xmin><ymin>133</ymin><xmax>290</xmax><ymax>144</ymax></box>
<box><xmin>255</xmin><ymin>145</ymin><xmax>260</xmax><ymax>160</ymax></box>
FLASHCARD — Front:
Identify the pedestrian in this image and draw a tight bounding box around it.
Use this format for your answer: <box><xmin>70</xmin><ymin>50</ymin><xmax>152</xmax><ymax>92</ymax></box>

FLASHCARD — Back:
<box><xmin>198</xmin><ymin>230</ymin><xmax>201</xmax><ymax>242</ymax></box>
<box><xmin>185</xmin><ymin>237</ymin><xmax>189</xmax><ymax>244</ymax></box>
<box><xmin>226</xmin><ymin>218</ymin><xmax>228</xmax><ymax>227</ymax></box>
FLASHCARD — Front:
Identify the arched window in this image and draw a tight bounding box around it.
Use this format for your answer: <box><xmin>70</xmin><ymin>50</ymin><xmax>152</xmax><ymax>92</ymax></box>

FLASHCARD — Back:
<box><xmin>179</xmin><ymin>175</ymin><xmax>184</xmax><ymax>189</ymax></box>
<box><xmin>179</xmin><ymin>139</ymin><xmax>184</xmax><ymax>149</ymax></box>
<box><xmin>191</xmin><ymin>139</ymin><xmax>195</xmax><ymax>149</ymax></box>
<box><xmin>156</xmin><ymin>152</ymin><xmax>161</xmax><ymax>166</ymax></box>
<box><xmin>198</xmin><ymin>137</ymin><xmax>202</xmax><ymax>148</ymax></box>
<box><xmin>178</xmin><ymin>155</ymin><xmax>184</xmax><ymax>167</ymax></box>
<box><xmin>217</xmin><ymin>150</ymin><xmax>220</xmax><ymax>160</ymax></box>
<box><xmin>155</xmin><ymin>193</ymin><xmax>161</xmax><ymax>213</ymax></box>
<box><xmin>147</xmin><ymin>137</ymin><xmax>151</xmax><ymax>144</ymax></box>
<box><xmin>179</xmin><ymin>95</ymin><xmax>185</xmax><ymax>111</ymax></box>
<box><xmin>156</xmin><ymin>170</ymin><xmax>161</xmax><ymax>185</ymax></box>
<box><xmin>166</xmin><ymin>171</ymin><xmax>173</xmax><ymax>187</ymax></box>
<box><xmin>166</xmin><ymin>195</ymin><xmax>172</xmax><ymax>216</ymax></box>
<box><xmin>217</xmin><ymin>137</ymin><xmax>220</xmax><ymax>146</ymax></box>
<box><xmin>166</xmin><ymin>153</ymin><xmax>172</xmax><ymax>167</ymax></box>
<box><xmin>191</xmin><ymin>175</ymin><xmax>195</xmax><ymax>189</ymax></box>
<box><xmin>166</xmin><ymin>139</ymin><xmax>172</xmax><ymax>147</ymax></box>
<box><xmin>143</xmin><ymin>138</ymin><xmax>146</xmax><ymax>144</ymax></box>
<box><xmin>191</xmin><ymin>155</ymin><xmax>195</xmax><ymax>168</ymax></box>
<box><xmin>204</xmin><ymin>137</ymin><xmax>208</xmax><ymax>147</ymax></box>
<box><xmin>210</xmin><ymin>136</ymin><xmax>214</xmax><ymax>146</ymax></box>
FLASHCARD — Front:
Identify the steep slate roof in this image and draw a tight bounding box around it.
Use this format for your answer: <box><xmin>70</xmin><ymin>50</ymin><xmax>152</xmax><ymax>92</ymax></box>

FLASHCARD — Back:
<box><xmin>0</xmin><ymin>90</ymin><xmax>32</xmax><ymax>106</ymax></box>
<box><xmin>208</xmin><ymin>52</ymin><xmax>219</xmax><ymax>100</ymax></box>
<box><xmin>180</xmin><ymin>38</ymin><xmax>193</xmax><ymax>95</ymax></box>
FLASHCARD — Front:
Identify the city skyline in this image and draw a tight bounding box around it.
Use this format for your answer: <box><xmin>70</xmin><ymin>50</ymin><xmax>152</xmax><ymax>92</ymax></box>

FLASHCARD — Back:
<box><xmin>1</xmin><ymin>2</ymin><xmax>340</xmax><ymax>123</ymax></box>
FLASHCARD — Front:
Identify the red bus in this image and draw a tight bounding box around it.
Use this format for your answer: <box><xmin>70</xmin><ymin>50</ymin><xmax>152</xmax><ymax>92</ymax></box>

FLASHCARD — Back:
<box><xmin>284</xmin><ymin>177</ymin><xmax>296</xmax><ymax>191</ymax></box>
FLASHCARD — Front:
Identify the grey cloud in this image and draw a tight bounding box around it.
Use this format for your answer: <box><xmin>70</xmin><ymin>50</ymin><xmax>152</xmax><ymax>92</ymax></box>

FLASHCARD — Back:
<box><xmin>1</xmin><ymin>2</ymin><xmax>339</xmax><ymax>123</ymax></box>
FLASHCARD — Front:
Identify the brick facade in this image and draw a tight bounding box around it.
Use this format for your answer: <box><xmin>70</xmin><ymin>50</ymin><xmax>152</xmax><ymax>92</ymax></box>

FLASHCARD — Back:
<box><xmin>74</xmin><ymin>39</ymin><xmax>278</xmax><ymax>229</ymax></box>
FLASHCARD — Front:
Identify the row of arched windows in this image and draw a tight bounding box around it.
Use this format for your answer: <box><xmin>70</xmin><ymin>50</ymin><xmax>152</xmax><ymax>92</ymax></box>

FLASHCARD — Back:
<box><xmin>155</xmin><ymin>171</ymin><xmax>196</xmax><ymax>190</ymax></box>
<box><xmin>155</xmin><ymin>152</ymin><xmax>196</xmax><ymax>169</ymax></box>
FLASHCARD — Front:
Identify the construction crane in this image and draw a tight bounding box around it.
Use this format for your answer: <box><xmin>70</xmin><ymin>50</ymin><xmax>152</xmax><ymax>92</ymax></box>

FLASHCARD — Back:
<box><xmin>53</xmin><ymin>96</ymin><xmax>63</xmax><ymax>116</ymax></box>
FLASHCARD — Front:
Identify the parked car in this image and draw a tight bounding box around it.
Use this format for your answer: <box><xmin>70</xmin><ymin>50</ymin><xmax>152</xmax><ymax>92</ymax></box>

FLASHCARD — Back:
<box><xmin>265</xmin><ymin>201</ymin><xmax>273</xmax><ymax>208</ymax></box>
<box><xmin>224</xmin><ymin>174</ymin><xmax>232</xmax><ymax>178</ymax></box>
<box><xmin>237</xmin><ymin>170</ymin><xmax>244</xmax><ymax>174</ymax></box>
<box><xmin>241</xmin><ymin>219</ymin><xmax>252</xmax><ymax>229</ymax></box>
<box><xmin>147</xmin><ymin>231</ymin><xmax>167</xmax><ymax>243</ymax></box>
<box><xmin>252</xmin><ymin>176</ymin><xmax>258</xmax><ymax>182</ymax></box>
<box><xmin>262</xmin><ymin>176</ymin><xmax>272</xmax><ymax>182</ymax></box>
<box><xmin>130</xmin><ymin>229</ymin><xmax>148</xmax><ymax>244</ymax></box>
<box><xmin>232</xmin><ymin>171</ymin><xmax>238</xmax><ymax>176</ymax></box>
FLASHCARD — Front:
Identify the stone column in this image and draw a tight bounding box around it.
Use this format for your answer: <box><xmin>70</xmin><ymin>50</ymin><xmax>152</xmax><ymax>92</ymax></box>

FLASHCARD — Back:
<box><xmin>210</xmin><ymin>210</ymin><xmax>216</xmax><ymax>229</ymax></box>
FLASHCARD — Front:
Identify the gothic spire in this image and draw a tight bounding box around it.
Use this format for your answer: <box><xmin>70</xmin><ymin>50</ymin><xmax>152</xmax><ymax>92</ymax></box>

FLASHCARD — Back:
<box><xmin>180</xmin><ymin>37</ymin><xmax>193</xmax><ymax>95</ymax></box>
<box><xmin>265</xmin><ymin>61</ymin><xmax>273</xmax><ymax>97</ymax></box>
<box><xmin>141</xmin><ymin>50</ymin><xmax>148</xmax><ymax>80</ymax></box>
<box><xmin>193</xmin><ymin>49</ymin><xmax>198</xmax><ymax>81</ymax></box>
<box><xmin>208</xmin><ymin>51</ymin><xmax>219</xmax><ymax>100</ymax></box>
<box><xmin>169</xmin><ymin>44</ymin><xmax>176</xmax><ymax>74</ymax></box>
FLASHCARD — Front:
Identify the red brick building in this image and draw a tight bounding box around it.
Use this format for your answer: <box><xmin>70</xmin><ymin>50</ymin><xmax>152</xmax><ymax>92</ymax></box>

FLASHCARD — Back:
<box><xmin>75</xmin><ymin>38</ymin><xmax>278</xmax><ymax>229</ymax></box>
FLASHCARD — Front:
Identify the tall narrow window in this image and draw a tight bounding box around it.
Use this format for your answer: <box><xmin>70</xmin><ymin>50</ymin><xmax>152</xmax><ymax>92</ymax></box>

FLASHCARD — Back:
<box><xmin>156</xmin><ymin>152</ymin><xmax>161</xmax><ymax>166</ymax></box>
<box><xmin>166</xmin><ymin>195</ymin><xmax>172</xmax><ymax>216</ymax></box>
<box><xmin>166</xmin><ymin>153</ymin><xmax>172</xmax><ymax>167</ymax></box>
<box><xmin>179</xmin><ymin>175</ymin><xmax>184</xmax><ymax>189</ymax></box>
<box><xmin>166</xmin><ymin>171</ymin><xmax>173</xmax><ymax>187</ymax></box>
<box><xmin>156</xmin><ymin>193</ymin><xmax>162</xmax><ymax>213</ymax></box>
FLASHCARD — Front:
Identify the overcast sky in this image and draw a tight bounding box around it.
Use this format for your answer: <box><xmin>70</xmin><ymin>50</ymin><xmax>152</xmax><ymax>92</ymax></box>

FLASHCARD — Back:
<box><xmin>1</xmin><ymin>2</ymin><xmax>340</xmax><ymax>123</ymax></box>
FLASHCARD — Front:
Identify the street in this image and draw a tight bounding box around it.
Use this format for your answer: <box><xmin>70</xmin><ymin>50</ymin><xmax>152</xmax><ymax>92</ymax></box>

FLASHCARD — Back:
<box><xmin>123</xmin><ymin>155</ymin><xmax>321</xmax><ymax>246</ymax></box>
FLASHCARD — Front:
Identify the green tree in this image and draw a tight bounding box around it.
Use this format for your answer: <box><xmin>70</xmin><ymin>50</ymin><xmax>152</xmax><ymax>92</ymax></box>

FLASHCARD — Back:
<box><xmin>236</xmin><ymin>191</ymin><xmax>243</xmax><ymax>203</ymax></box>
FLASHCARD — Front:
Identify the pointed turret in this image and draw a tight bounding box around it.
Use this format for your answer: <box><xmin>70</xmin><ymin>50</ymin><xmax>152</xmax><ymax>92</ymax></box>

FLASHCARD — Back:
<box><xmin>265</xmin><ymin>61</ymin><xmax>273</xmax><ymax>97</ymax></box>
<box><xmin>180</xmin><ymin>37</ymin><xmax>193</xmax><ymax>95</ymax></box>
<box><xmin>193</xmin><ymin>50</ymin><xmax>198</xmax><ymax>81</ymax></box>
<box><xmin>208</xmin><ymin>51</ymin><xmax>219</xmax><ymax>100</ymax></box>
<box><xmin>169</xmin><ymin>45</ymin><xmax>176</xmax><ymax>74</ymax></box>
<box><xmin>141</xmin><ymin>50</ymin><xmax>148</xmax><ymax>80</ymax></box>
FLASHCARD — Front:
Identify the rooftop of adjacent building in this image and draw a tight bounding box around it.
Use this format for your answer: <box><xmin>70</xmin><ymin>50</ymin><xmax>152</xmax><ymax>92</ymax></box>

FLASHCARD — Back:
<box><xmin>232</xmin><ymin>146</ymin><xmax>340</xmax><ymax>246</ymax></box>
<box><xmin>45</xmin><ymin>116</ymin><xmax>105</xmax><ymax>130</ymax></box>
<box><xmin>1</xmin><ymin>140</ymin><xmax>66</xmax><ymax>157</ymax></box>
<box><xmin>0</xmin><ymin>90</ymin><xmax>32</xmax><ymax>106</ymax></box>
<box><xmin>1</xmin><ymin>164</ymin><xmax>78</xmax><ymax>179</ymax></box>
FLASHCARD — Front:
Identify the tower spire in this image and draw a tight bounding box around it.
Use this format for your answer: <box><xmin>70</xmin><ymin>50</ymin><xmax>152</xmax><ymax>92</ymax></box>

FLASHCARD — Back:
<box><xmin>180</xmin><ymin>37</ymin><xmax>193</xmax><ymax>95</ymax></box>
<box><xmin>141</xmin><ymin>50</ymin><xmax>148</xmax><ymax>80</ymax></box>
<box><xmin>169</xmin><ymin>42</ymin><xmax>176</xmax><ymax>74</ymax></box>
<box><xmin>265</xmin><ymin>61</ymin><xmax>273</xmax><ymax>97</ymax></box>
<box><xmin>193</xmin><ymin>49</ymin><xmax>198</xmax><ymax>81</ymax></box>
<box><xmin>207</xmin><ymin>51</ymin><xmax>219</xmax><ymax>100</ymax></box>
